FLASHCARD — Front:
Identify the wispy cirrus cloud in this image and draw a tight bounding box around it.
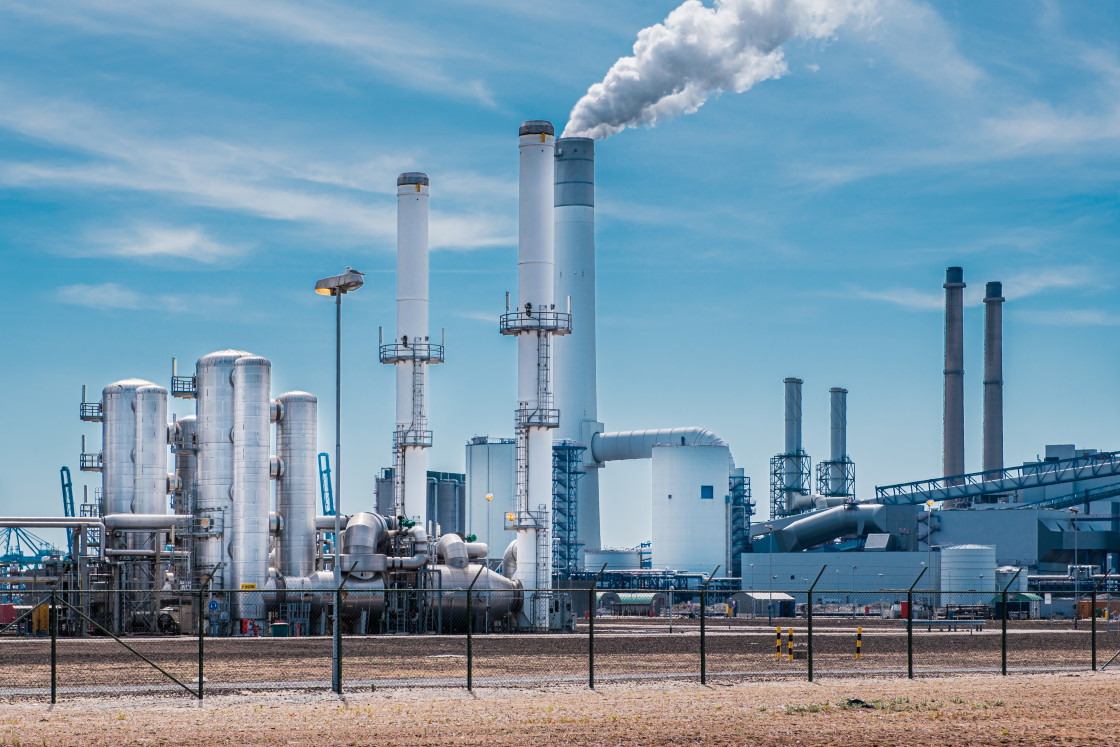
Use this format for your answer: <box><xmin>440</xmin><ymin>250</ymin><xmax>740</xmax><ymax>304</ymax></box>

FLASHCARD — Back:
<box><xmin>56</xmin><ymin>282</ymin><xmax>235</xmax><ymax>315</ymax></box>
<box><xmin>4</xmin><ymin>0</ymin><xmax>497</xmax><ymax>106</ymax></box>
<box><xmin>849</xmin><ymin>265</ymin><xmax>1107</xmax><ymax>311</ymax></box>
<box><xmin>1019</xmin><ymin>309</ymin><xmax>1120</xmax><ymax>327</ymax></box>
<box><xmin>0</xmin><ymin>84</ymin><xmax>514</xmax><ymax>252</ymax></box>
<box><xmin>81</xmin><ymin>224</ymin><xmax>243</xmax><ymax>263</ymax></box>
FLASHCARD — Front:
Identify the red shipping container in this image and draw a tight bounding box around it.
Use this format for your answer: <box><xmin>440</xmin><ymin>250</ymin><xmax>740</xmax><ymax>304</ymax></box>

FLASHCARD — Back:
<box><xmin>0</xmin><ymin>603</ymin><xmax>15</xmax><ymax>625</ymax></box>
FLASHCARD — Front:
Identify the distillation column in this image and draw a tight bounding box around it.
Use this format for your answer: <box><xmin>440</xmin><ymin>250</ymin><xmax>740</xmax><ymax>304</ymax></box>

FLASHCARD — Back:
<box><xmin>381</xmin><ymin>172</ymin><xmax>443</xmax><ymax>527</ymax></box>
<box><xmin>982</xmin><ymin>281</ymin><xmax>1004</xmax><ymax>474</ymax></box>
<box><xmin>501</xmin><ymin>121</ymin><xmax>570</xmax><ymax>629</ymax></box>
<box><xmin>943</xmin><ymin>266</ymin><xmax>966</xmax><ymax>489</ymax></box>
<box><xmin>554</xmin><ymin>136</ymin><xmax>601</xmax><ymax>560</ymax></box>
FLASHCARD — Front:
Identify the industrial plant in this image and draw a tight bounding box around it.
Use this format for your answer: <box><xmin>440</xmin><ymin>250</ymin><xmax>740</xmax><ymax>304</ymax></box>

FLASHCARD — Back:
<box><xmin>3</xmin><ymin>119</ymin><xmax>1118</xmax><ymax>637</ymax></box>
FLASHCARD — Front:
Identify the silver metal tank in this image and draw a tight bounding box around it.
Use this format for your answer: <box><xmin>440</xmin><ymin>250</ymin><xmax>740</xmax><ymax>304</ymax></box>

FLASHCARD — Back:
<box><xmin>275</xmin><ymin>391</ymin><xmax>318</xmax><ymax>579</ymax></box>
<box><xmin>101</xmin><ymin>379</ymin><xmax>148</xmax><ymax>521</ymax></box>
<box><xmin>172</xmin><ymin>415</ymin><xmax>197</xmax><ymax>515</ymax></box>
<box><xmin>432</xmin><ymin>564</ymin><xmax>523</xmax><ymax>633</ymax></box>
<box><xmin>133</xmin><ymin>383</ymin><xmax>169</xmax><ymax>516</ymax></box>
<box><xmin>194</xmin><ymin>349</ymin><xmax>251</xmax><ymax>588</ymax></box>
<box><xmin>231</xmin><ymin>355</ymin><xmax>272</xmax><ymax>622</ymax></box>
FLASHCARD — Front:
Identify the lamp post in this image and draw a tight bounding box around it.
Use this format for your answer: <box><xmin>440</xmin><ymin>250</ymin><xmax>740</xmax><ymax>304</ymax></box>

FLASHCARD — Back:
<box><xmin>315</xmin><ymin>267</ymin><xmax>365</xmax><ymax>575</ymax></box>
<box><xmin>764</xmin><ymin>524</ymin><xmax>774</xmax><ymax>624</ymax></box>
<box><xmin>1070</xmin><ymin>508</ymin><xmax>1079</xmax><ymax>629</ymax></box>
<box><xmin>486</xmin><ymin>493</ymin><xmax>493</xmax><ymax>567</ymax></box>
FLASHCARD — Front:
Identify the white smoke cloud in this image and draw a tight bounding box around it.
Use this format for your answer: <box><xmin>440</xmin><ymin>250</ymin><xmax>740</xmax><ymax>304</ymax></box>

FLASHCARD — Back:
<box><xmin>562</xmin><ymin>0</ymin><xmax>875</xmax><ymax>139</ymax></box>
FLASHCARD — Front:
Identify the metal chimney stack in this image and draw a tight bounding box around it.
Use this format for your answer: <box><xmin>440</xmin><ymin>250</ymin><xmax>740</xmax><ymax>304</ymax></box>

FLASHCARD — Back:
<box><xmin>943</xmin><ymin>267</ymin><xmax>966</xmax><ymax>484</ymax></box>
<box><xmin>553</xmin><ymin>136</ymin><xmax>600</xmax><ymax>558</ymax></box>
<box><xmin>983</xmin><ymin>281</ymin><xmax>1005</xmax><ymax>474</ymax></box>
<box><xmin>828</xmin><ymin>387</ymin><xmax>847</xmax><ymax>495</ymax></box>
<box><xmin>783</xmin><ymin>377</ymin><xmax>804</xmax><ymax>493</ymax></box>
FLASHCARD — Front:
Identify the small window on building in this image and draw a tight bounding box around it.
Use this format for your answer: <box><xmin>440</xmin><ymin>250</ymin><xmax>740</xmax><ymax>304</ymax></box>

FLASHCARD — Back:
<box><xmin>700</xmin><ymin>485</ymin><xmax>714</xmax><ymax>500</ymax></box>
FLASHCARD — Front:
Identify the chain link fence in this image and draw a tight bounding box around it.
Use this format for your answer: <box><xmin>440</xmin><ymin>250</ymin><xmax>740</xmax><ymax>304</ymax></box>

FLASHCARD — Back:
<box><xmin>2</xmin><ymin>585</ymin><xmax>1117</xmax><ymax>701</ymax></box>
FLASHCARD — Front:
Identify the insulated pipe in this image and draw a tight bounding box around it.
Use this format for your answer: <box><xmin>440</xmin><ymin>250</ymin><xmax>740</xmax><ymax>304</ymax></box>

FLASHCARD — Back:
<box><xmin>435</xmin><ymin>532</ymin><xmax>469</xmax><ymax>569</ymax></box>
<box><xmin>983</xmin><ymin>281</ymin><xmax>1005</xmax><ymax>474</ymax></box>
<box><xmin>395</xmin><ymin>172</ymin><xmax>432</xmax><ymax>526</ymax></box>
<box><xmin>231</xmin><ymin>355</ymin><xmax>271</xmax><ymax>619</ymax></box>
<box><xmin>770</xmin><ymin>503</ymin><xmax>885</xmax><ymax>553</ymax></box>
<box><xmin>103</xmin><ymin>513</ymin><xmax>188</xmax><ymax>530</ymax></box>
<box><xmin>315</xmin><ymin>514</ymin><xmax>350</xmax><ymax>531</ymax></box>
<box><xmin>385</xmin><ymin>525</ymin><xmax>428</xmax><ymax>570</ymax></box>
<box><xmin>590</xmin><ymin>428</ymin><xmax>725</xmax><ymax>463</ymax></box>
<box><xmin>943</xmin><ymin>267</ymin><xmax>966</xmax><ymax>484</ymax></box>
<box><xmin>828</xmin><ymin>388</ymin><xmax>848</xmax><ymax>496</ymax></box>
<box><xmin>554</xmin><ymin>136</ymin><xmax>600</xmax><ymax>556</ymax></box>
<box><xmin>276</xmin><ymin>391</ymin><xmax>318</xmax><ymax>578</ymax></box>
<box><xmin>503</xmin><ymin>539</ymin><xmax>518</xmax><ymax>579</ymax></box>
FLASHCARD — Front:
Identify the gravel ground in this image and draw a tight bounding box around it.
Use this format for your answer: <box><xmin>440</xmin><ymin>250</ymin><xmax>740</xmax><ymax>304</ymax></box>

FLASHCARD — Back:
<box><xmin>1</xmin><ymin>672</ymin><xmax>1118</xmax><ymax>745</ymax></box>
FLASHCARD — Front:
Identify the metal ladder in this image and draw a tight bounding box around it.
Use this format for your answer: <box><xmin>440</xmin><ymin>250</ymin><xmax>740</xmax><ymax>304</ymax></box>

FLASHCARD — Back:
<box><xmin>535</xmin><ymin>331</ymin><xmax>553</xmax><ymax>413</ymax></box>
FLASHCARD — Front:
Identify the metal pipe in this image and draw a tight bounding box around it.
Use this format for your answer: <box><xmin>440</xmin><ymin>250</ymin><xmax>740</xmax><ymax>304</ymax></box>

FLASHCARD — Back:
<box><xmin>315</xmin><ymin>514</ymin><xmax>350</xmax><ymax>531</ymax></box>
<box><xmin>983</xmin><ymin>281</ymin><xmax>1005</xmax><ymax>473</ymax></box>
<box><xmin>943</xmin><ymin>266</ymin><xmax>966</xmax><ymax>486</ymax></box>
<box><xmin>590</xmin><ymin>428</ymin><xmax>724</xmax><ymax>463</ymax></box>
<box><xmin>385</xmin><ymin>525</ymin><xmax>429</xmax><ymax>570</ymax></box>
<box><xmin>103</xmin><ymin>513</ymin><xmax>188</xmax><ymax>529</ymax></box>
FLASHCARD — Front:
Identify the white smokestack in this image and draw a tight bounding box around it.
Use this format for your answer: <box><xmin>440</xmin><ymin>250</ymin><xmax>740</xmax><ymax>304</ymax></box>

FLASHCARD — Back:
<box><xmin>563</xmin><ymin>0</ymin><xmax>873</xmax><ymax>140</ymax></box>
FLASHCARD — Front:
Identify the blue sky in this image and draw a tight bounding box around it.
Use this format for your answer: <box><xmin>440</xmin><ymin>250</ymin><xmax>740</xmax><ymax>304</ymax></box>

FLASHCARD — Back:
<box><xmin>1</xmin><ymin>0</ymin><xmax>1118</xmax><ymax>551</ymax></box>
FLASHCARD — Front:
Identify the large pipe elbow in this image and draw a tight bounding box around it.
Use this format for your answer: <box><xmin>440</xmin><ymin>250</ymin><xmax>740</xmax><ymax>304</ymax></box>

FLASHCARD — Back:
<box><xmin>590</xmin><ymin>428</ymin><xmax>725</xmax><ymax>463</ymax></box>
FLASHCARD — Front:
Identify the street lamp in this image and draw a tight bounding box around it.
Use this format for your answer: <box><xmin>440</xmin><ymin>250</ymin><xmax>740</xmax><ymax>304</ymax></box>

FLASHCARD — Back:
<box><xmin>315</xmin><ymin>267</ymin><xmax>365</xmax><ymax>575</ymax></box>
<box><xmin>764</xmin><ymin>524</ymin><xmax>774</xmax><ymax>624</ymax></box>
<box><xmin>1070</xmin><ymin>507</ymin><xmax>1080</xmax><ymax>629</ymax></box>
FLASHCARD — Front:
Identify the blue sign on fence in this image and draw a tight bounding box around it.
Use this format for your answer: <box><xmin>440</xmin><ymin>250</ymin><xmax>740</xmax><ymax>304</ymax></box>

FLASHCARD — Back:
<box><xmin>208</xmin><ymin>600</ymin><xmax>219</xmax><ymax>611</ymax></box>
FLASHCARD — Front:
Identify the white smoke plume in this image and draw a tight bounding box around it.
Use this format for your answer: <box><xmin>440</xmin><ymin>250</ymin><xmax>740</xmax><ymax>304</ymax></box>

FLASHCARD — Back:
<box><xmin>562</xmin><ymin>0</ymin><xmax>875</xmax><ymax>139</ymax></box>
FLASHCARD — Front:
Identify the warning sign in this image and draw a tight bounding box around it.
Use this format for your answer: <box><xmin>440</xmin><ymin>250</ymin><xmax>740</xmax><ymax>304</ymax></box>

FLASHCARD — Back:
<box><xmin>240</xmin><ymin>583</ymin><xmax>258</xmax><ymax>590</ymax></box>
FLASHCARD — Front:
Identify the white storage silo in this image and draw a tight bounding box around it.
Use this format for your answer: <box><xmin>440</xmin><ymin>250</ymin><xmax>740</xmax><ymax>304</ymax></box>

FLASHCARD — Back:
<box><xmin>651</xmin><ymin>443</ymin><xmax>731</xmax><ymax>574</ymax></box>
<box><xmin>939</xmin><ymin>544</ymin><xmax>996</xmax><ymax>606</ymax></box>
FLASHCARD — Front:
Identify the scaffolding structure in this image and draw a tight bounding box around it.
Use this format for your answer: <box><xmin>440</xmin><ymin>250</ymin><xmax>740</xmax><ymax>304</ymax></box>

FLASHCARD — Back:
<box><xmin>552</xmin><ymin>440</ymin><xmax>585</xmax><ymax>580</ymax></box>
<box><xmin>816</xmin><ymin>458</ymin><xmax>855</xmax><ymax>499</ymax></box>
<box><xmin>728</xmin><ymin>474</ymin><xmax>753</xmax><ymax>578</ymax></box>
<box><xmin>769</xmin><ymin>452</ymin><xmax>811</xmax><ymax>519</ymax></box>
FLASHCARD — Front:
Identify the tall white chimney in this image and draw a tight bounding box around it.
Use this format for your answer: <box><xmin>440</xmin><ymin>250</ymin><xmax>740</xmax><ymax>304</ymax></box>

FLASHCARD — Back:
<box><xmin>983</xmin><ymin>281</ymin><xmax>1004</xmax><ymax>474</ymax></box>
<box><xmin>943</xmin><ymin>266</ymin><xmax>966</xmax><ymax>485</ymax></box>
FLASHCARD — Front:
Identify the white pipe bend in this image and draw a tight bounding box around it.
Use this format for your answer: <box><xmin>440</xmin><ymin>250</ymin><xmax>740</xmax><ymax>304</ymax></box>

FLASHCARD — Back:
<box><xmin>590</xmin><ymin>428</ymin><xmax>726</xmax><ymax>464</ymax></box>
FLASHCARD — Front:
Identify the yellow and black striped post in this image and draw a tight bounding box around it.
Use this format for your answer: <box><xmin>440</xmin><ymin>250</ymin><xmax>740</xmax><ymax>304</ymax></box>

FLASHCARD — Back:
<box><xmin>856</xmin><ymin>627</ymin><xmax>862</xmax><ymax>660</ymax></box>
<box><xmin>776</xmin><ymin>626</ymin><xmax>782</xmax><ymax>660</ymax></box>
<box><xmin>787</xmin><ymin>627</ymin><xmax>793</xmax><ymax>662</ymax></box>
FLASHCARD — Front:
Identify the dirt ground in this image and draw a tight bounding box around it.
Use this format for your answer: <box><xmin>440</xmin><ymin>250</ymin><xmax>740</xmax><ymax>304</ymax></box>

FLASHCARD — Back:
<box><xmin>2</xmin><ymin>672</ymin><xmax>1118</xmax><ymax>746</ymax></box>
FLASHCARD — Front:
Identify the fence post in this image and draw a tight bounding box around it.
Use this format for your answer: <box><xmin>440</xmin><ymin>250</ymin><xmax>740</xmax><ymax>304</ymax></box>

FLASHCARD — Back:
<box><xmin>1092</xmin><ymin>571</ymin><xmax>1111</xmax><ymax>671</ymax></box>
<box><xmin>198</xmin><ymin>582</ymin><xmax>204</xmax><ymax>700</ymax></box>
<box><xmin>805</xmin><ymin>565</ymin><xmax>826</xmax><ymax>682</ymax></box>
<box><xmin>589</xmin><ymin>563</ymin><xmax>606</xmax><ymax>690</ymax></box>
<box><xmin>699</xmin><ymin>566</ymin><xmax>719</xmax><ymax>685</ymax></box>
<box><xmin>1000</xmin><ymin>569</ymin><xmax>1021</xmax><ymax>677</ymax></box>
<box><xmin>466</xmin><ymin>566</ymin><xmax>484</xmax><ymax>692</ymax></box>
<box><xmin>333</xmin><ymin>561</ymin><xmax>358</xmax><ymax>695</ymax></box>
<box><xmin>50</xmin><ymin>585</ymin><xmax>57</xmax><ymax>704</ymax></box>
<box><xmin>907</xmin><ymin>566</ymin><xmax>927</xmax><ymax>680</ymax></box>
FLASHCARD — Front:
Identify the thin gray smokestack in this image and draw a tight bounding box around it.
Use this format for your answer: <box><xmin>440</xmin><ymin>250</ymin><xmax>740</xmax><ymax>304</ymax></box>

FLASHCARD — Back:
<box><xmin>983</xmin><ymin>281</ymin><xmax>1004</xmax><ymax>474</ymax></box>
<box><xmin>828</xmin><ymin>387</ymin><xmax>847</xmax><ymax>496</ymax></box>
<box><xmin>783</xmin><ymin>377</ymin><xmax>805</xmax><ymax>495</ymax></box>
<box><xmin>943</xmin><ymin>267</ymin><xmax>966</xmax><ymax>484</ymax></box>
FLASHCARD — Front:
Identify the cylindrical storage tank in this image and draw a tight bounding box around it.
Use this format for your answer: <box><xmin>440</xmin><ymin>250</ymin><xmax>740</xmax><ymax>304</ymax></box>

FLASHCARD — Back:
<box><xmin>133</xmin><ymin>384</ymin><xmax>169</xmax><ymax>516</ymax></box>
<box><xmin>583</xmin><ymin>549</ymin><xmax>641</xmax><ymax>571</ymax></box>
<box><xmin>651</xmin><ymin>443</ymin><xmax>731</xmax><ymax>574</ymax></box>
<box><xmin>275</xmin><ymin>391</ymin><xmax>317</xmax><ymax>579</ymax></box>
<box><xmin>464</xmin><ymin>438</ymin><xmax>516</xmax><ymax>563</ymax></box>
<box><xmin>173</xmin><ymin>415</ymin><xmax>198</xmax><ymax>515</ymax></box>
<box><xmin>194</xmin><ymin>350</ymin><xmax>251</xmax><ymax>588</ymax></box>
<box><xmin>101</xmin><ymin>379</ymin><xmax>148</xmax><ymax>521</ymax></box>
<box><xmin>436</xmin><ymin>479</ymin><xmax>461</xmax><ymax>535</ymax></box>
<box><xmin>431</xmin><ymin>564</ymin><xmax>523</xmax><ymax>633</ymax></box>
<box><xmin>231</xmin><ymin>355</ymin><xmax>272</xmax><ymax>623</ymax></box>
<box><xmin>939</xmin><ymin>544</ymin><xmax>996</xmax><ymax>606</ymax></box>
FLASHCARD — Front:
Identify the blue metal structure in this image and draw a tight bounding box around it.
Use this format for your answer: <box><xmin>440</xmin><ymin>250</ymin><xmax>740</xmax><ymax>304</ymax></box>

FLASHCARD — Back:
<box><xmin>552</xmin><ymin>440</ymin><xmax>585</xmax><ymax>579</ymax></box>
<box><xmin>874</xmin><ymin>450</ymin><xmax>1120</xmax><ymax>505</ymax></box>
<box><xmin>60</xmin><ymin>466</ymin><xmax>75</xmax><ymax>547</ymax></box>
<box><xmin>0</xmin><ymin>527</ymin><xmax>56</xmax><ymax>568</ymax></box>
<box><xmin>317</xmin><ymin>452</ymin><xmax>335</xmax><ymax>516</ymax></box>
